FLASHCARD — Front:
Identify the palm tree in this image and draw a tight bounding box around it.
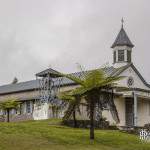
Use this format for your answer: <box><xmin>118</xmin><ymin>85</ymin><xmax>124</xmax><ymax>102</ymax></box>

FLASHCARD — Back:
<box><xmin>59</xmin><ymin>68</ymin><xmax>123</xmax><ymax>140</ymax></box>
<box><xmin>0</xmin><ymin>99</ymin><xmax>20</xmax><ymax>122</ymax></box>
<box><xmin>59</xmin><ymin>92</ymin><xmax>81</xmax><ymax>127</ymax></box>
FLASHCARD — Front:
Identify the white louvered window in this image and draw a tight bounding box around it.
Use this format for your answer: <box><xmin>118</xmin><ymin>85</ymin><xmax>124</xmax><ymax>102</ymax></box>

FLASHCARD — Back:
<box><xmin>118</xmin><ymin>50</ymin><xmax>124</xmax><ymax>61</ymax></box>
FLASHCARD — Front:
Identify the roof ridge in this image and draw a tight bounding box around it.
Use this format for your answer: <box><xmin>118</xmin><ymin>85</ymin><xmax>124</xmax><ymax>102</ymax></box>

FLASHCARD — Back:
<box><xmin>0</xmin><ymin>79</ymin><xmax>37</xmax><ymax>88</ymax></box>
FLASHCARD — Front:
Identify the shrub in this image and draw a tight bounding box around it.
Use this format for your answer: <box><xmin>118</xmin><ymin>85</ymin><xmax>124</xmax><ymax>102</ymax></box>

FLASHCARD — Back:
<box><xmin>62</xmin><ymin>118</ymin><xmax>111</xmax><ymax>129</ymax></box>
<box><xmin>144</xmin><ymin>123</ymin><xmax>150</xmax><ymax>131</ymax></box>
<box><xmin>0</xmin><ymin>115</ymin><xmax>5</xmax><ymax>122</ymax></box>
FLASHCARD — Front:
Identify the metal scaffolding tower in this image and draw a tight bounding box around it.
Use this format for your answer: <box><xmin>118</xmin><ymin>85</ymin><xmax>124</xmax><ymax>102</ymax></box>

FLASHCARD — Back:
<box><xmin>36</xmin><ymin>68</ymin><xmax>62</xmax><ymax>105</ymax></box>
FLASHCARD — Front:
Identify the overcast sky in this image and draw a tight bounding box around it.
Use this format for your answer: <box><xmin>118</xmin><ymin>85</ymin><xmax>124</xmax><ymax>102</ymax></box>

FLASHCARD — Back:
<box><xmin>0</xmin><ymin>0</ymin><xmax>149</xmax><ymax>84</ymax></box>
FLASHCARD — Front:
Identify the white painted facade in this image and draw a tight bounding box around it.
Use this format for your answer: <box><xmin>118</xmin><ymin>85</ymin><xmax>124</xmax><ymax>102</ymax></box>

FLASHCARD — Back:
<box><xmin>117</xmin><ymin>66</ymin><xmax>150</xmax><ymax>90</ymax></box>
<box><xmin>33</xmin><ymin>103</ymin><xmax>49</xmax><ymax>120</ymax></box>
<box><xmin>100</xmin><ymin>64</ymin><xmax>150</xmax><ymax>127</ymax></box>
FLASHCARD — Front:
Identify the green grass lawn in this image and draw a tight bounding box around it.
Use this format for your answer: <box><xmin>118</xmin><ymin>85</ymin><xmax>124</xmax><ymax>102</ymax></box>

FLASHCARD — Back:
<box><xmin>0</xmin><ymin>119</ymin><xmax>149</xmax><ymax>150</ymax></box>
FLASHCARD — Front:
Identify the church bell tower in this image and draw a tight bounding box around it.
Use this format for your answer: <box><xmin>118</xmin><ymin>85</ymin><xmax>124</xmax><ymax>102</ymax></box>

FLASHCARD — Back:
<box><xmin>111</xmin><ymin>19</ymin><xmax>134</xmax><ymax>67</ymax></box>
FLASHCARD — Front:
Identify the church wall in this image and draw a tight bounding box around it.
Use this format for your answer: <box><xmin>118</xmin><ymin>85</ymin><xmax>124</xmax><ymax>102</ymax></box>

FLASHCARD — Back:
<box><xmin>117</xmin><ymin>66</ymin><xmax>150</xmax><ymax>90</ymax></box>
<box><xmin>137</xmin><ymin>98</ymin><xmax>150</xmax><ymax>126</ymax></box>
<box><xmin>0</xmin><ymin>100</ymin><xmax>34</xmax><ymax>122</ymax></box>
<box><xmin>102</xmin><ymin>96</ymin><xmax>125</xmax><ymax>126</ymax></box>
<box><xmin>0</xmin><ymin>90</ymin><xmax>36</xmax><ymax>122</ymax></box>
<box><xmin>59</xmin><ymin>85</ymin><xmax>79</xmax><ymax>92</ymax></box>
<box><xmin>0</xmin><ymin>90</ymin><xmax>39</xmax><ymax>102</ymax></box>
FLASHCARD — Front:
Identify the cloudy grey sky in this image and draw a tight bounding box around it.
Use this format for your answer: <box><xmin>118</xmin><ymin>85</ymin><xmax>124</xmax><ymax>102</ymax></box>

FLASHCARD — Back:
<box><xmin>0</xmin><ymin>0</ymin><xmax>149</xmax><ymax>84</ymax></box>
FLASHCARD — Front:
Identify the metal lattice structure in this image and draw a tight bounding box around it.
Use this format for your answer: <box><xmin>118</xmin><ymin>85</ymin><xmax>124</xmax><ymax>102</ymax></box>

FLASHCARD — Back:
<box><xmin>35</xmin><ymin>68</ymin><xmax>63</xmax><ymax>105</ymax></box>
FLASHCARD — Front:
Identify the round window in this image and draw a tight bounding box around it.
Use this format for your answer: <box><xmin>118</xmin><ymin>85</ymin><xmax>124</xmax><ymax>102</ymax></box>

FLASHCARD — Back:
<box><xmin>127</xmin><ymin>76</ymin><xmax>134</xmax><ymax>87</ymax></box>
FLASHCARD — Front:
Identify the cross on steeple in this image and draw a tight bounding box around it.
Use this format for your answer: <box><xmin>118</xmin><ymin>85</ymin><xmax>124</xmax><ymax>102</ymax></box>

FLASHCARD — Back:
<box><xmin>111</xmin><ymin>19</ymin><xmax>134</xmax><ymax>67</ymax></box>
<box><xmin>121</xmin><ymin>18</ymin><xmax>124</xmax><ymax>28</ymax></box>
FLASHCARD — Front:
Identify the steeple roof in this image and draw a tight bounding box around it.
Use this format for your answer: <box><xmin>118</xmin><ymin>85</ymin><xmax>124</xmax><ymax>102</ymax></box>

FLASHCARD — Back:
<box><xmin>111</xmin><ymin>27</ymin><xmax>134</xmax><ymax>48</ymax></box>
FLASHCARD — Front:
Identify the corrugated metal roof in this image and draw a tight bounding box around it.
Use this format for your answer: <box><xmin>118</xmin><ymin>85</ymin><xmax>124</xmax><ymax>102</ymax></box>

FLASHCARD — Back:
<box><xmin>0</xmin><ymin>80</ymin><xmax>40</xmax><ymax>94</ymax></box>
<box><xmin>0</xmin><ymin>66</ymin><xmax>121</xmax><ymax>95</ymax></box>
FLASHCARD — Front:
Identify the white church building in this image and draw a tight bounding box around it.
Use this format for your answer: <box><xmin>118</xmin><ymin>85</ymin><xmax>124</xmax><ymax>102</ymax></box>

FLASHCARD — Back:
<box><xmin>0</xmin><ymin>22</ymin><xmax>150</xmax><ymax>127</ymax></box>
<box><xmin>102</xmin><ymin>23</ymin><xmax>150</xmax><ymax>127</ymax></box>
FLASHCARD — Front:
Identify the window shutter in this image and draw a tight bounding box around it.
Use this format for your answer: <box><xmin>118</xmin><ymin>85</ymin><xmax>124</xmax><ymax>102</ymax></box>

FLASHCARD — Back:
<box><xmin>127</xmin><ymin>51</ymin><xmax>131</xmax><ymax>62</ymax></box>
<box><xmin>114</xmin><ymin>51</ymin><xmax>116</xmax><ymax>63</ymax></box>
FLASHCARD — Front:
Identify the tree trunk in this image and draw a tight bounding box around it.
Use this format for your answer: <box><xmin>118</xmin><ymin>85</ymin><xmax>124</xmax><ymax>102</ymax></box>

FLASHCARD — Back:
<box><xmin>73</xmin><ymin>110</ymin><xmax>77</xmax><ymax>128</ymax></box>
<box><xmin>90</xmin><ymin>101</ymin><xmax>94</xmax><ymax>140</ymax></box>
<box><xmin>6</xmin><ymin>109</ymin><xmax>10</xmax><ymax>122</ymax></box>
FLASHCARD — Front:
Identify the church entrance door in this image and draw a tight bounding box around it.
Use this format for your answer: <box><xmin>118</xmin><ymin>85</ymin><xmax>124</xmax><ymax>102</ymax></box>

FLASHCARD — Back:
<box><xmin>125</xmin><ymin>98</ymin><xmax>134</xmax><ymax>127</ymax></box>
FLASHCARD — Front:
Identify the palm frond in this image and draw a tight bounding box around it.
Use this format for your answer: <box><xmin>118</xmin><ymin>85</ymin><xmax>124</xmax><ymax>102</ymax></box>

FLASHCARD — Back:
<box><xmin>84</xmin><ymin>69</ymin><xmax>106</xmax><ymax>87</ymax></box>
<box><xmin>63</xmin><ymin>96</ymin><xmax>81</xmax><ymax>120</ymax></box>
<box><xmin>58</xmin><ymin>91</ymin><xmax>75</xmax><ymax>102</ymax></box>
<box><xmin>58</xmin><ymin>90</ymin><xmax>82</xmax><ymax>121</ymax></box>
<box><xmin>59</xmin><ymin>73</ymin><xmax>84</xmax><ymax>86</ymax></box>
<box><xmin>59</xmin><ymin>66</ymin><xmax>123</xmax><ymax>126</ymax></box>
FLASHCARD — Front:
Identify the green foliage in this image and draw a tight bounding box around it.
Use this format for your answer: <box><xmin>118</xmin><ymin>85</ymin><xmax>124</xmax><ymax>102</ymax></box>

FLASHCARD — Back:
<box><xmin>59</xmin><ymin>66</ymin><xmax>124</xmax><ymax>139</ymax></box>
<box><xmin>0</xmin><ymin>119</ymin><xmax>149</xmax><ymax>150</ymax></box>
<box><xmin>0</xmin><ymin>115</ymin><xmax>5</xmax><ymax>122</ymax></box>
<box><xmin>58</xmin><ymin>92</ymin><xmax>81</xmax><ymax>122</ymax></box>
<box><xmin>61</xmin><ymin>69</ymin><xmax>123</xmax><ymax>97</ymax></box>
<box><xmin>0</xmin><ymin>99</ymin><xmax>21</xmax><ymax>122</ymax></box>
<box><xmin>59</xmin><ymin>67</ymin><xmax>123</xmax><ymax>122</ymax></box>
<box><xmin>0</xmin><ymin>99</ymin><xmax>20</xmax><ymax>110</ymax></box>
<box><xmin>62</xmin><ymin>118</ymin><xmax>110</xmax><ymax>129</ymax></box>
<box><xmin>58</xmin><ymin>91</ymin><xmax>75</xmax><ymax>102</ymax></box>
<box><xmin>50</xmin><ymin>105</ymin><xmax>61</xmax><ymax>118</ymax></box>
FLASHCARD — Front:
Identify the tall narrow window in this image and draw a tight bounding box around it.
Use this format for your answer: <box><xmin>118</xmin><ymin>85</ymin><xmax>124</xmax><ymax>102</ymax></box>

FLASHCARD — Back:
<box><xmin>127</xmin><ymin>51</ymin><xmax>131</xmax><ymax>62</ymax></box>
<box><xmin>118</xmin><ymin>50</ymin><xmax>124</xmax><ymax>61</ymax></box>
<box><xmin>19</xmin><ymin>103</ymin><xmax>23</xmax><ymax>114</ymax></box>
<box><xmin>26</xmin><ymin>101</ymin><xmax>31</xmax><ymax>113</ymax></box>
<box><xmin>113</xmin><ymin>51</ymin><xmax>116</xmax><ymax>63</ymax></box>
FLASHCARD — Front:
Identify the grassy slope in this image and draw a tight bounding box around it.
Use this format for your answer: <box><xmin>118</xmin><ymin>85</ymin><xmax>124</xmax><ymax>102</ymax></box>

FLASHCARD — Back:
<box><xmin>0</xmin><ymin>119</ymin><xmax>149</xmax><ymax>150</ymax></box>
